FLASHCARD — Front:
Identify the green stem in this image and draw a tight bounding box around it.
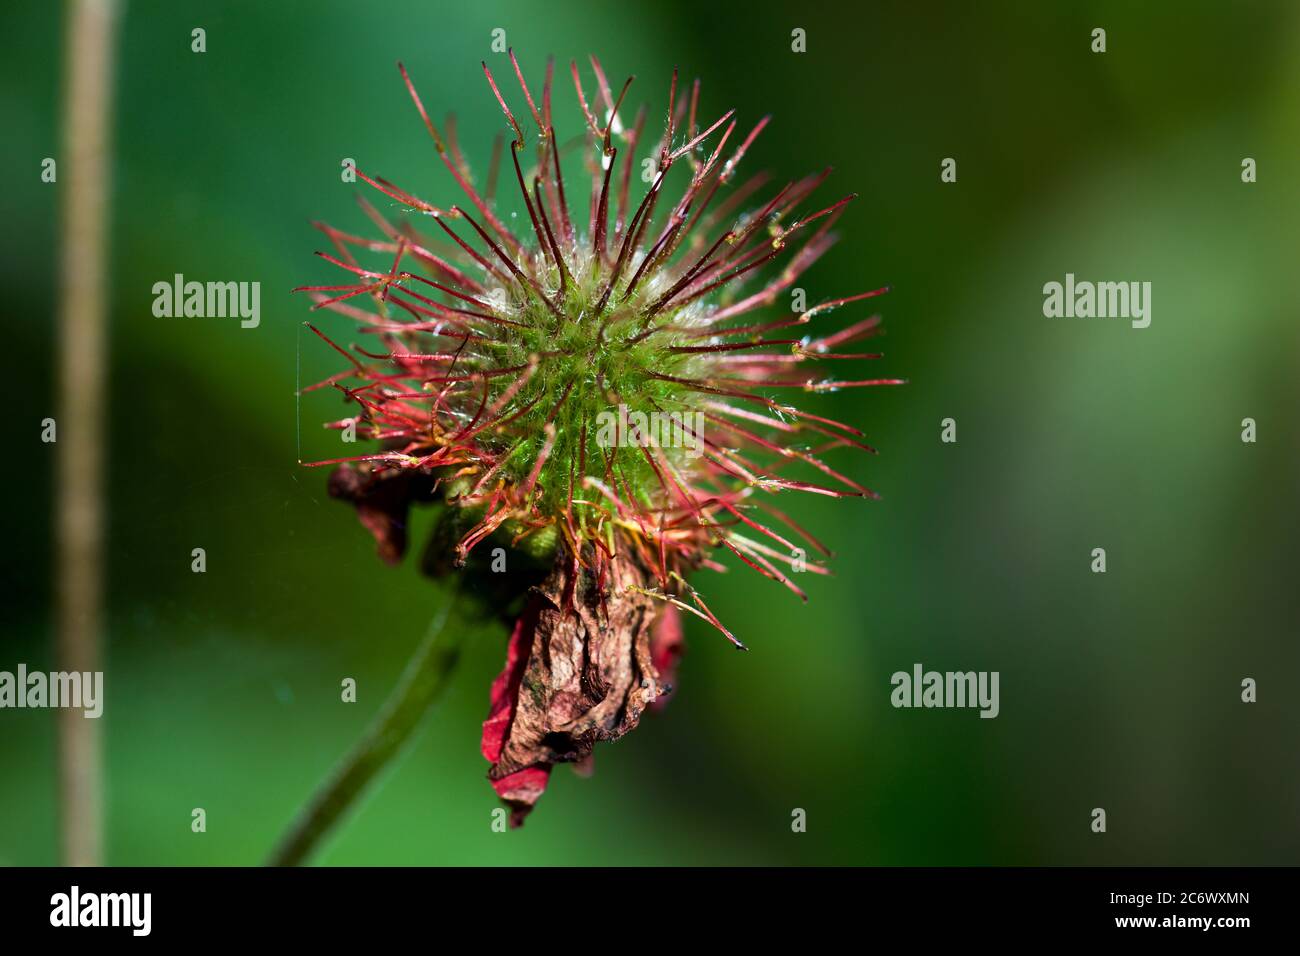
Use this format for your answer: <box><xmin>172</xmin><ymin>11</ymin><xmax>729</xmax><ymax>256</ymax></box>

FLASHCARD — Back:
<box><xmin>267</xmin><ymin>595</ymin><xmax>471</xmax><ymax>866</ymax></box>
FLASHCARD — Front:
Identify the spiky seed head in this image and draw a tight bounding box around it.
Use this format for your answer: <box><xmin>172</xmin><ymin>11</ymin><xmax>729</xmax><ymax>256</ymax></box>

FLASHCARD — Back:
<box><xmin>299</xmin><ymin>52</ymin><xmax>902</xmax><ymax>822</ymax></box>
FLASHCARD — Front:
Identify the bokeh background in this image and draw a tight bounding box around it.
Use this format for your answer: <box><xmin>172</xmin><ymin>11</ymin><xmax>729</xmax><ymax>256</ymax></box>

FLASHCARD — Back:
<box><xmin>3</xmin><ymin>0</ymin><xmax>1298</xmax><ymax>865</ymax></box>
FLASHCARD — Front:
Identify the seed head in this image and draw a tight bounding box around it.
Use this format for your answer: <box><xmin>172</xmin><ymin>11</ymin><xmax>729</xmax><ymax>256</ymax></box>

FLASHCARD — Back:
<box><xmin>298</xmin><ymin>52</ymin><xmax>901</xmax><ymax>823</ymax></box>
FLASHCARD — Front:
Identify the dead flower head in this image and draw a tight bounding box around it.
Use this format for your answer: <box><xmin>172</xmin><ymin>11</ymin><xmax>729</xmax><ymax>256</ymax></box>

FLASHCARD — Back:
<box><xmin>300</xmin><ymin>51</ymin><xmax>899</xmax><ymax>824</ymax></box>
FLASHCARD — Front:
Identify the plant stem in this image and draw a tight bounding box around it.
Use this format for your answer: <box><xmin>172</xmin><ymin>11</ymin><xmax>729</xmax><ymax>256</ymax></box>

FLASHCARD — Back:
<box><xmin>56</xmin><ymin>0</ymin><xmax>120</xmax><ymax>868</ymax></box>
<box><xmin>267</xmin><ymin>596</ymin><xmax>471</xmax><ymax>866</ymax></box>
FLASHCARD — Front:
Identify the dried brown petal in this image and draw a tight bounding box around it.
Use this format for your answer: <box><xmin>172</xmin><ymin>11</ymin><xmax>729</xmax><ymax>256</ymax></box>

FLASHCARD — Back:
<box><xmin>327</xmin><ymin>463</ymin><xmax>436</xmax><ymax>565</ymax></box>
<box><xmin>483</xmin><ymin>550</ymin><xmax>671</xmax><ymax>825</ymax></box>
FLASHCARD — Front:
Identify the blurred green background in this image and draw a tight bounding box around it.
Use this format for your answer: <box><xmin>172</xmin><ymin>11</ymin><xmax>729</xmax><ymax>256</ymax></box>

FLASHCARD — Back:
<box><xmin>3</xmin><ymin>0</ymin><xmax>1298</xmax><ymax>865</ymax></box>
